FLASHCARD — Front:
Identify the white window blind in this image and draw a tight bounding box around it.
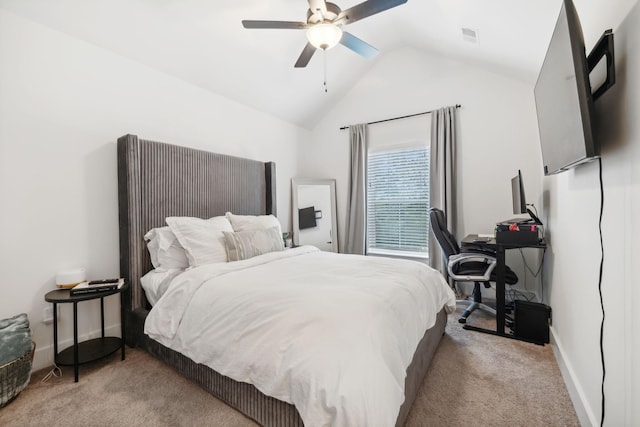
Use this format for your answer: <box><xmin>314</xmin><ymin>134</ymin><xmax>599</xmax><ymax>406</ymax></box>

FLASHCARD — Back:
<box><xmin>367</xmin><ymin>147</ymin><xmax>430</xmax><ymax>256</ymax></box>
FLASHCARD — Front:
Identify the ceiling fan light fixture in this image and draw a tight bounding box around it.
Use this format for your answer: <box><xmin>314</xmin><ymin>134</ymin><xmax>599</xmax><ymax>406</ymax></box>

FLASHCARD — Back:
<box><xmin>306</xmin><ymin>23</ymin><xmax>343</xmax><ymax>50</ymax></box>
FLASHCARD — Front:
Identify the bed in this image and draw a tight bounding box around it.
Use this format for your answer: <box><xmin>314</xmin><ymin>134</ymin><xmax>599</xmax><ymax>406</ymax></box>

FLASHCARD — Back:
<box><xmin>117</xmin><ymin>134</ymin><xmax>456</xmax><ymax>427</ymax></box>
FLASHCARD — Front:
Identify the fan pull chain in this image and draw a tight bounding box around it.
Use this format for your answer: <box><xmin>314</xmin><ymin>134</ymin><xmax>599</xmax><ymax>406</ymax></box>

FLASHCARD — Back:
<box><xmin>323</xmin><ymin>49</ymin><xmax>328</xmax><ymax>93</ymax></box>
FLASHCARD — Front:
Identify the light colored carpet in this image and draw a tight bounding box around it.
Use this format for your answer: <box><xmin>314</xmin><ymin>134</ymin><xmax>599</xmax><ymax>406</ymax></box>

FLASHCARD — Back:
<box><xmin>0</xmin><ymin>308</ymin><xmax>578</xmax><ymax>426</ymax></box>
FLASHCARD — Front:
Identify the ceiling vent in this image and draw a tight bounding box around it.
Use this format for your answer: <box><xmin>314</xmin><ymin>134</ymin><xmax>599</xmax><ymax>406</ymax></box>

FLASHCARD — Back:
<box><xmin>462</xmin><ymin>27</ymin><xmax>478</xmax><ymax>44</ymax></box>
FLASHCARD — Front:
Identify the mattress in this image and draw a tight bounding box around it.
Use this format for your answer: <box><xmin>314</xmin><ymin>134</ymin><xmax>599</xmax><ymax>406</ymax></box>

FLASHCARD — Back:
<box><xmin>145</xmin><ymin>246</ymin><xmax>456</xmax><ymax>426</ymax></box>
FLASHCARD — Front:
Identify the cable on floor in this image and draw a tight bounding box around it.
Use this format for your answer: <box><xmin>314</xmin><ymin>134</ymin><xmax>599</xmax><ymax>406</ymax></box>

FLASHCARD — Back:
<box><xmin>41</xmin><ymin>363</ymin><xmax>62</xmax><ymax>383</ymax></box>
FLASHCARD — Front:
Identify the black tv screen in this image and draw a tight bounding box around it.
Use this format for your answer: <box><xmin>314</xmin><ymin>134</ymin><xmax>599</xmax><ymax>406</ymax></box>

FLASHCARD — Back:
<box><xmin>298</xmin><ymin>206</ymin><xmax>317</xmax><ymax>230</ymax></box>
<box><xmin>534</xmin><ymin>0</ymin><xmax>597</xmax><ymax>175</ymax></box>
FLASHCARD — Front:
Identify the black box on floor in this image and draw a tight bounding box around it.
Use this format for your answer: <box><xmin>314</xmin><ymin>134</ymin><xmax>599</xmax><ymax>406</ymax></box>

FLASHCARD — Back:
<box><xmin>513</xmin><ymin>300</ymin><xmax>551</xmax><ymax>344</ymax></box>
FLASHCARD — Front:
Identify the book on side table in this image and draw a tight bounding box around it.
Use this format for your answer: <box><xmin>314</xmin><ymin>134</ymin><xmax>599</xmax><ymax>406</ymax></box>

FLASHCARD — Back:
<box><xmin>70</xmin><ymin>278</ymin><xmax>124</xmax><ymax>296</ymax></box>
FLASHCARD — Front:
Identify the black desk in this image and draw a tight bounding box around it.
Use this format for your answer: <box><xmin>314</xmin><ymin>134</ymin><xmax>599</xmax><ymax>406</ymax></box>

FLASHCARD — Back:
<box><xmin>460</xmin><ymin>234</ymin><xmax>547</xmax><ymax>344</ymax></box>
<box><xmin>44</xmin><ymin>284</ymin><xmax>127</xmax><ymax>382</ymax></box>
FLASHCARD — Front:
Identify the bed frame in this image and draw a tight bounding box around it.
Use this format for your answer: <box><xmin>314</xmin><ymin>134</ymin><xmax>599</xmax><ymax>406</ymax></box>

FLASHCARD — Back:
<box><xmin>117</xmin><ymin>134</ymin><xmax>447</xmax><ymax>426</ymax></box>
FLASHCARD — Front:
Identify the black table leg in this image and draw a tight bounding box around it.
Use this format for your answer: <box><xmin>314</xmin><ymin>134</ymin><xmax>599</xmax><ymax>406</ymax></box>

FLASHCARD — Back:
<box><xmin>120</xmin><ymin>292</ymin><xmax>126</xmax><ymax>361</ymax></box>
<box><xmin>463</xmin><ymin>245</ymin><xmax>508</xmax><ymax>337</ymax></box>
<box><xmin>52</xmin><ymin>302</ymin><xmax>58</xmax><ymax>359</ymax></box>
<box><xmin>73</xmin><ymin>302</ymin><xmax>78</xmax><ymax>382</ymax></box>
<box><xmin>100</xmin><ymin>297</ymin><xmax>105</xmax><ymax>338</ymax></box>
<box><xmin>496</xmin><ymin>245</ymin><xmax>506</xmax><ymax>334</ymax></box>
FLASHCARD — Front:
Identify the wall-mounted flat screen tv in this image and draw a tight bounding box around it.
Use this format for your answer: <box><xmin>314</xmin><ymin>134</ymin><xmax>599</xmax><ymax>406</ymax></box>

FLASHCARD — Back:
<box><xmin>298</xmin><ymin>206</ymin><xmax>317</xmax><ymax>229</ymax></box>
<box><xmin>534</xmin><ymin>0</ymin><xmax>598</xmax><ymax>175</ymax></box>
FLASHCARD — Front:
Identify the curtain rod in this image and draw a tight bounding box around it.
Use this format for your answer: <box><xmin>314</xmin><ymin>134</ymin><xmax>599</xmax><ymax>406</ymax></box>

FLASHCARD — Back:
<box><xmin>339</xmin><ymin>104</ymin><xmax>461</xmax><ymax>131</ymax></box>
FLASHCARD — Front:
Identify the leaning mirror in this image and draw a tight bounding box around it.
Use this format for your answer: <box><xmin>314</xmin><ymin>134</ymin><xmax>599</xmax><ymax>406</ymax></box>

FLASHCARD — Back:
<box><xmin>291</xmin><ymin>178</ymin><xmax>338</xmax><ymax>252</ymax></box>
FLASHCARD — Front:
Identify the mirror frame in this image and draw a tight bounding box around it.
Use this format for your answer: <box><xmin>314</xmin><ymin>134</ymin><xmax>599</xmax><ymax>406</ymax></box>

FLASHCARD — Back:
<box><xmin>291</xmin><ymin>178</ymin><xmax>338</xmax><ymax>252</ymax></box>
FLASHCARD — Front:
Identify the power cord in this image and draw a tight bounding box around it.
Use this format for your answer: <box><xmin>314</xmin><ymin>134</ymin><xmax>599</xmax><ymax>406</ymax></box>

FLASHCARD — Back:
<box><xmin>520</xmin><ymin>203</ymin><xmax>546</xmax><ymax>302</ymax></box>
<box><xmin>598</xmin><ymin>157</ymin><xmax>606</xmax><ymax>426</ymax></box>
<box><xmin>527</xmin><ymin>204</ymin><xmax>545</xmax><ymax>236</ymax></box>
<box><xmin>505</xmin><ymin>287</ymin><xmax>534</xmax><ymax>303</ymax></box>
<box><xmin>41</xmin><ymin>363</ymin><xmax>62</xmax><ymax>383</ymax></box>
<box><xmin>518</xmin><ymin>246</ymin><xmax>546</xmax><ymax>297</ymax></box>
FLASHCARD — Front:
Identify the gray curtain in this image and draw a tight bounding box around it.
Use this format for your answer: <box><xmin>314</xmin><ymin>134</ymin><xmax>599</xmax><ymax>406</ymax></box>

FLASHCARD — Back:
<box><xmin>429</xmin><ymin>106</ymin><xmax>458</xmax><ymax>275</ymax></box>
<box><xmin>345</xmin><ymin>123</ymin><xmax>368</xmax><ymax>255</ymax></box>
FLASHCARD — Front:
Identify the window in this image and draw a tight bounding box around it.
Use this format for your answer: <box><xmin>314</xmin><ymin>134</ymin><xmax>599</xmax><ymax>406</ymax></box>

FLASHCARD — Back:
<box><xmin>367</xmin><ymin>147</ymin><xmax>430</xmax><ymax>257</ymax></box>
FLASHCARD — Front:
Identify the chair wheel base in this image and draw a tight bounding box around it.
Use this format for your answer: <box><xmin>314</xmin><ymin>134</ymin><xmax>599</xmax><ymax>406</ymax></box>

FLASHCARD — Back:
<box><xmin>458</xmin><ymin>317</ymin><xmax>467</xmax><ymax>324</ymax></box>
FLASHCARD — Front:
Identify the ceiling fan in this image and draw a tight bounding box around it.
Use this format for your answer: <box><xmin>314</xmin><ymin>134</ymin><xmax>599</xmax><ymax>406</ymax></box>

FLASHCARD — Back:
<box><xmin>242</xmin><ymin>0</ymin><xmax>408</xmax><ymax>68</ymax></box>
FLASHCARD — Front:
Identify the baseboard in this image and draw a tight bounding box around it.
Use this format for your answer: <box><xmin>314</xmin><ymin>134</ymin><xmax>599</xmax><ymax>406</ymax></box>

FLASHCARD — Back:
<box><xmin>550</xmin><ymin>325</ymin><xmax>597</xmax><ymax>427</ymax></box>
<box><xmin>32</xmin><ymin>323</ymin><xmax>122</xmax><ymax>372</ymax></box>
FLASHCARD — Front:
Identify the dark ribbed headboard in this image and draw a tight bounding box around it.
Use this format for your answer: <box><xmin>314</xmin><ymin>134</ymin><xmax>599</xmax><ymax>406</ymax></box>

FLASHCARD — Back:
<box><xmin>117</xmin><ymin>134</ymin><xmax>276</xmax><ymax>346</ymax></box>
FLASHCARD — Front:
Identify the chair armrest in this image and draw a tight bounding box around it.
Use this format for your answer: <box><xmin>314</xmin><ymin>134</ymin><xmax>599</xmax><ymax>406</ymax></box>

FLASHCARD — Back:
<box><xmin>447</xmin><ymin>253</ymin><xmax>497</xmax><ymax>282</ymax></box>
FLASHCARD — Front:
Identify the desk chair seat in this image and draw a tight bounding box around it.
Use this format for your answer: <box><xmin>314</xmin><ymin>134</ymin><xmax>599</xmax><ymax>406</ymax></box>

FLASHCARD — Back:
<box><xmin>429</xmin><ymin>208</ymin><xmax>518</xmax><ymax>324</ymax></box>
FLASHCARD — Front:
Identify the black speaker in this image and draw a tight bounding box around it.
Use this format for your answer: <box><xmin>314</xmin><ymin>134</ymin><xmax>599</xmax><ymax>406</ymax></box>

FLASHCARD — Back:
<box><xmin>514</xmin><ymin>300</ymin><xmax>551</xmax><ymax>344</ymax></box>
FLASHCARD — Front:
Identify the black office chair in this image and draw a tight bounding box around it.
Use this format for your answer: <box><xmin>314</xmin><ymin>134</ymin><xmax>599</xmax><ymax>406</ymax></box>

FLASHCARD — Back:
<box><xmin>429</xmin><ymin>208</ymin><xmax>519</xmax><ymax>324</ymax></box>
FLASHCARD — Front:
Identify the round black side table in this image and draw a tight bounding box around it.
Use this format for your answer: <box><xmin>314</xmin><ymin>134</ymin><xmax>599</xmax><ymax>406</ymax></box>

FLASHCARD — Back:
<box><xmin>44</xmin><ymin>283</ymin><xmax>127</xmax><ymax>382</ymax></box>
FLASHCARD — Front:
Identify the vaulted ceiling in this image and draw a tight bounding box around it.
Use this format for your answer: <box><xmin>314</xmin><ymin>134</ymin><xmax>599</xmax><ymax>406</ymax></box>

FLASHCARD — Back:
<box><xmin>1</xmin><ymin>0</ymin><xmax>626</xmax><ymax>129</ymax></box>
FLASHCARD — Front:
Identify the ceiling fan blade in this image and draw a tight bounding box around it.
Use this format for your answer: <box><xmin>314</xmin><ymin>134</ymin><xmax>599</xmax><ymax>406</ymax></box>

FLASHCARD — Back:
<box><xmin>340</xmin><ymin>32</ymin><xmax>379</xmax><ymax>60</ymax></box>
<box><xmin>338</xmin><ymin>0</ymin><xmax>408</xmax><ymax>25</ymax></box>
<box><xmin>294</xmin><ymin>42</ymin><xmax>317</xmax><ymax>68</ymax></box>
<box><xmin>242</xmin><ymin>20</ymin><xmax>308</xmax><ymax>29</ymax></box>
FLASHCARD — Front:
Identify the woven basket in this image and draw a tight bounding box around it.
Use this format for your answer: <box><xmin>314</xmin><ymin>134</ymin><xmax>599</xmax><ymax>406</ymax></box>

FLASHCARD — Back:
<box><xmin>0</xmin><ymin>342</ymin><xmax>35</xmax><ymax>408</ymax></box>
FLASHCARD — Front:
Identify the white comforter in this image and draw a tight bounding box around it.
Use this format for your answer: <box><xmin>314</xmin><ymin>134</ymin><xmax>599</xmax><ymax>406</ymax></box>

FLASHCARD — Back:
<box><xmin>144</xmin><ymin>246</ymin><xmax>456</xmax><ymax>427</ymax></box>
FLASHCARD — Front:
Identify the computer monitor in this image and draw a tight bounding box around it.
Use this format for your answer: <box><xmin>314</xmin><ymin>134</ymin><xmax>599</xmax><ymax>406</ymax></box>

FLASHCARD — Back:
<box><xmin>511</xmin><ymin>170</ymin><xmax>526</xmax><ymax>215</ymax></box>
<box><xmin>511</xmin><ymin>170</ymin><xmax>543</xmax><ymax>225</ymax></box>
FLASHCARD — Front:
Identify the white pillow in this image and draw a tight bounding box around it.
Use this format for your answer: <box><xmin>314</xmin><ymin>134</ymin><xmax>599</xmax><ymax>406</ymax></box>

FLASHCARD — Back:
<box><xmin>140</xmin><ymin>268</ymin><xmax>184</xmax><ymax>306</ymax></box>
<box><xmin>223</xmin><ymin>227</ymin><xmax>285</xmax><ymax>261</ymax></box>
<box><xmin>166</xmin><ymin>216</ymin><xmax>234</xmax><ymax>267</ymax></box>
<box><xmin>144</xmin><ymin>226</ymin><xmax>189</xmax><ymax>270</ymax></box>
<box><xmin>225</xmin><ymin>212</ymin><xmax>282</xmax><ymax>236</ymax></box>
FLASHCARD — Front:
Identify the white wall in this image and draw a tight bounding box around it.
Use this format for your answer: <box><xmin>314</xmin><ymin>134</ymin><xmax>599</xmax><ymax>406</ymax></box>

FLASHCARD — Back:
<box><xmin>546</xmin><ymin>0</ymin><xmax>640</xmax><ymax>425</ymax></box>
<box><xmin>302</xmin><ymin>46</ymin><xmax>543</xmax><ymax>290</ymax></box>
<box><xmin>0</xmin><ymin>9</ymin><xmax>308</xmax><ymax>371</ymax></box>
